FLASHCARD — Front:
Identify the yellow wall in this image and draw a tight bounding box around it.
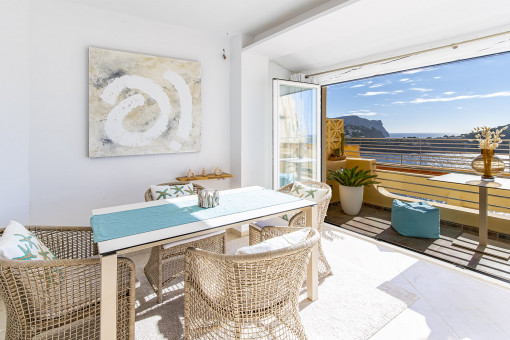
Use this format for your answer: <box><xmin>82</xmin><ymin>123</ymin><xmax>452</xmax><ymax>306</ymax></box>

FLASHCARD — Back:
<box><xmin>329</xmin><ymin>158</ymin><xmax>510</xmax><ymax>235</ymax></box>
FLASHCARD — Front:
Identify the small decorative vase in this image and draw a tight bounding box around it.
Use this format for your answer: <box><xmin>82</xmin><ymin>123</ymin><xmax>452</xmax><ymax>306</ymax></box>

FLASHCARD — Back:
<box><xmin>471</xmin><ymin>149</ymin><xmax>505</xmax><ymax>181</ymax></box>
<box><xmin>198</xmin><ymin>190</ymin><xmax>220</xmax><ymax>208</ymax></box>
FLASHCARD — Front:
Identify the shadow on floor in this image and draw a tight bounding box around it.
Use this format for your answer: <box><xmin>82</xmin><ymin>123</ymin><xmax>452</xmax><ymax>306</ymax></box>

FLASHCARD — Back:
<box><xmin>326</xmin><ymin>202</ymin><xmax>510</xmax><ymax>282</ymax></box>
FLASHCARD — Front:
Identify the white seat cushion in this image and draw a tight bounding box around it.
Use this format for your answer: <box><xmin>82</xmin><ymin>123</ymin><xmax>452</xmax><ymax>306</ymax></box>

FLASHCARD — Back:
<box><xmin>235</xmin><ymin>228</ymin><xmax>310</xmax><ymax>255</ymax></box>
<box><xmin>252</xmin><ymin>216</ymin><xmax>289</xmax><ymax>230</ymax></box>
<box><xmin>162</xmin><ymin>230</ymin><xmax>225</xmax><ymax>249</ymax></box>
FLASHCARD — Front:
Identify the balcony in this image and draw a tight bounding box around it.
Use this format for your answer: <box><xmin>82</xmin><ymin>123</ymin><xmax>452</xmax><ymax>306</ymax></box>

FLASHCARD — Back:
<box><xmin>326</xmin><ymin>137</ymin><xmax>510</xmax><ymax>284</ymax></box>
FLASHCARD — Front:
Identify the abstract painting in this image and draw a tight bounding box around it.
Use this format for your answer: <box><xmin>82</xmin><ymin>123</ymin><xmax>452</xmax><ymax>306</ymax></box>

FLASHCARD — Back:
<box><xmin>88</xmin><ymin>47</ymin><xmax>201</xmax><ymax>157</ymax></box>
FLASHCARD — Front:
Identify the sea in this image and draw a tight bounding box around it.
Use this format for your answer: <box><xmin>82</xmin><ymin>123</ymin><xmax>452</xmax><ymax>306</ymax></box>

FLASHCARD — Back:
<box><xmin>388</xmin><ymin>132</ymin><xmax>450</xmax><ymax>138</ymax></box>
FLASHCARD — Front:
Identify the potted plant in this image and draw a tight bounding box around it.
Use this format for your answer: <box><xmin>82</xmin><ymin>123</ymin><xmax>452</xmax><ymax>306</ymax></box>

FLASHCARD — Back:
<box><xmin>329</xmin><ymin>132</ymin><xmax>347</xmax><ymax>161</ymax></box>
<box><xmin>327</xmin><ymin>166</ymin><xmax>379</xmax><ymax>215</ymax></box>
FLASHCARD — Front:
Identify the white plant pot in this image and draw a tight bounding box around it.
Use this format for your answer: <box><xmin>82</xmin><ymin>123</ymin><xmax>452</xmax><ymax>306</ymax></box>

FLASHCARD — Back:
<box><xmin>339</xmin><ymin>185</ymin><xmax>364</xmax><ymax>215</ymax></box>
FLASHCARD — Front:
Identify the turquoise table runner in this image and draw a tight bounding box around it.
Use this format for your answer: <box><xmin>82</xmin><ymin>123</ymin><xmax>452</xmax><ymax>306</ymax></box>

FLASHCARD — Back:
<box><xmin>91</xmin><ymin>188</ymin><xmax>302</xmax><ymax>243</ymax></box>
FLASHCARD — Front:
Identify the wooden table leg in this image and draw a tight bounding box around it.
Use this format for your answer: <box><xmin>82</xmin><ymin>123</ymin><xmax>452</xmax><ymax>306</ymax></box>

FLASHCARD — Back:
<box><xmin>304</xmin><ymin>205</ymin><xmax>318</xmax><ymax>301</ymax></box>
<box><xmin>101</xmin><ymin>253</ymin><xmax>118</xmax><ymax>340</ymax></box>
<box><xmin>479</xmin><ymin>186</ymin><xmax>488</xmax><ymax>247</ymax></box>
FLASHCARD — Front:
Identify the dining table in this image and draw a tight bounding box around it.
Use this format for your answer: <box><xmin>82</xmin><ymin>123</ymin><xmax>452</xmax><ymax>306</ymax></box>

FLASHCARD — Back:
<box><xmin>91</xmin><ymin>186</ymin><xmax>319</xmax><ymax>339</ymax></box>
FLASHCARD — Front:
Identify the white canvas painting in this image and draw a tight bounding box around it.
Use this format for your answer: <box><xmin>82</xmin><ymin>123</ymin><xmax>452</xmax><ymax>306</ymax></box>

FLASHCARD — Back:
<box><xmin>89</xmin><ymin>47</ymin><xmax>201</xmax><ymax>157</ymax></box>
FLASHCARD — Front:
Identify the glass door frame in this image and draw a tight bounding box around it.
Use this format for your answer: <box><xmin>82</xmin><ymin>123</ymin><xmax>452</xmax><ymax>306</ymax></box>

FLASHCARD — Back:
<box><xmin>272</xmin><ymin>79</ymin><xmax>322</xmax><ymax>189</ymax></box>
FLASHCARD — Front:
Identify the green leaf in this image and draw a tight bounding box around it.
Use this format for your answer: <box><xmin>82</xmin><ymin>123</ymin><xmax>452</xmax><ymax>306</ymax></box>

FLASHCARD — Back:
<box><xmin>327</xmin><ymin>166</ymin><xmax>380</xmax><ymax>187</ymax></box>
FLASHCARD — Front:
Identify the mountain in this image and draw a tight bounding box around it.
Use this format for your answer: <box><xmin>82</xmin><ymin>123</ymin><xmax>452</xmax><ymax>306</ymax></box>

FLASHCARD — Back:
<box><xmin>333</xmin><ymin>115</ymin><xmax>390</xmax><ymax>138</ymax></box>
<box><xmin>458</xmin><ymin>123</ymin><xmax>510</xmax><ymax>140</ymax></box>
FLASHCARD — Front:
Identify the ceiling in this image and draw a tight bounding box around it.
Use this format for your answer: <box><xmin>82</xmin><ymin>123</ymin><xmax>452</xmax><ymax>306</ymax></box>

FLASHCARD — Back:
<box><xmin>67</xmin><ymin>0</ymin><xmax>332</xmax><ymax>36</ymax></box>
<box><xmin>69</xmin><ymin>0</ymin><xmax>510</xmax><ymax>76</ymax></box>
<box><xmin>246</xmin><ymin>0</ymin><xmax>510</xmax><ymax>74</ymax></box>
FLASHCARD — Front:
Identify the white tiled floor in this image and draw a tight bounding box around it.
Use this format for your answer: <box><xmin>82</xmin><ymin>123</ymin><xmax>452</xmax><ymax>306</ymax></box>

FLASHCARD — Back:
<box><xmin>1</xmin><ymin>224</ymin><xmax>509</xmax><ymax>339</ymax></box>
<box><xmin>325</xmin><ymin>223</ymin><xmax>510</xmax><ymax>340</ymax></box>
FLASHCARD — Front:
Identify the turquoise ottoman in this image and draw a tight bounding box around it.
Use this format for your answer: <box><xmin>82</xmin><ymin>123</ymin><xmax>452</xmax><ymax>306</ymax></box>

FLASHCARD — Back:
<box><xmin>391</xmin><ymin>199</ymin><xmax>440</xmax><ymax>238</ymax></box>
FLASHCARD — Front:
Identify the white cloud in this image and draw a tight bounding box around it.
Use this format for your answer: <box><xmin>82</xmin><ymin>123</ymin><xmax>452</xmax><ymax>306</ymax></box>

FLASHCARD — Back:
<box><xmin>400</xmin><ymin>78</ymin><xmax>411</xmax><ymax>82</ymax></box>
<box><xmin>434</xmin><ymin>76</ymin><xmax>441</xmax><ymax>79</ymax></box>
<box><xmin>443</xmin><ymin>91</ymin><xmax>455</xmax><ymax>95</ymax></box>
<box><xmin>457</xmin><ymin>106</ymin><xmax>463</xmax><ymax>110</ymax></box>
<box><xmin>359</xmin><ymin>91</ymin><xmax>389</xmax><ymax>96</ymax></box>
<box><xmin>393</xmin><ymin>90</ymin><xmax>404</xmax><ymax>93</ymax></box>
<box><xmin>351</xmin><ymin>84</ymin><xmax>365</xmax><ymax>88</ymax></box>
<box><xmin>345</xmin><ymin>111</ymin><xmax>378</xmax><ymax>116</ymax></box>
<box><xmin>408</xmin><ymin>91</ymin><xmax>510</xmax><ymax>104</ymax></box>
<box><xmin>392</xmin><ymin>101</ymin><xmax>406</xmax><ymax>104</ymax></box>
<box><xmin>369</xmin><ymin>83</ymin><xmax>385</xmax><ymax>88</ymax></box>
<box><xmin>410</xmin><ymin>88</ymin><xmax>433</xmax><ymax>92</ymax></box>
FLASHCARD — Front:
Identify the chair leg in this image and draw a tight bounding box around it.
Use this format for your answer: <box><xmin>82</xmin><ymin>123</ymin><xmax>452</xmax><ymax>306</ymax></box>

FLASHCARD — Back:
<box><xmin>318</xmin><ymin>240</ymin><xmax>333</xmax><ymax>279</ymax></box>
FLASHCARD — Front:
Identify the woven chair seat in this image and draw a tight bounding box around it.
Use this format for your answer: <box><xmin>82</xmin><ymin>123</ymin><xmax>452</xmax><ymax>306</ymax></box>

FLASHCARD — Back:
<box><xmin>251</xmin><ymin>216</ymin><xmax>289</xmax><ymax>230</ymax></box>
<box><xmin>143</xmin><ymin>181</ymin><xmax>225</xmax><ymax>303</ymax></box>
<box><xmin>249</xmin><ymin>181</ymin><xmax>333</xmax><ymax>280</ymax></box>
<box><xmin>184</xmin><ymin>227</ymin><xmax>320</xmax><ymax>340</ymax></box>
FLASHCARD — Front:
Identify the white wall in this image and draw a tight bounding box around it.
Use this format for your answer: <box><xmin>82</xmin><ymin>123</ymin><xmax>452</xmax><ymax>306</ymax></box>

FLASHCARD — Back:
<box><xmin>0</xmin><ymin>0</ymin><xmax>30</xmax><ymax>226</ymax></box>
<box><xmin>233</xmin><ymin>56</ymin><xmax>291</xmax><ymax>190</ymax></box>
<box><xmin>240</xmin><ymin>52</ymin><xmax>271</xmax><ymax>188</ymax></box>
<box><xmin>229</xmin><ymin>35</ymin><xmax>243</xmax><ymax>188</ymax></box>
<box><xmin>25</xmin><ymin>0</ymin><xmax>231</xmax><ymax>225</ymax></box>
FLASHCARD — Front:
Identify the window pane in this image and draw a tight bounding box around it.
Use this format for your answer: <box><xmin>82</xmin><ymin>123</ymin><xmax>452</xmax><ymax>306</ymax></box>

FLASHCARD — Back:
<box><xmin>278</xmin><ymin>84</ymin><xmax>319</xmax><ymax>188</ymax></box>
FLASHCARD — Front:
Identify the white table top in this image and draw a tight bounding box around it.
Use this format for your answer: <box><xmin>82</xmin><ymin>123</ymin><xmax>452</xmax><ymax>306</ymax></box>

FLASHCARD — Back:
<box><xmin>93</xmin><ymin>186</ymin><xmax>316</xmax><ymax>253</ymax></box>
<box><xmin>429</xmin><ymin>173</ymin><xmax>510</xmax><ymax>191</ymax></box>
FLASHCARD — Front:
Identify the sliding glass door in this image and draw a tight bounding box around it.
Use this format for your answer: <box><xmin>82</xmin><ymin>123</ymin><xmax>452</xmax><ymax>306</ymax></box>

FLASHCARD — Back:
<box><xmin>273</xmin><ymin>80</ymin><xmax>321</xmax><ymax>189</ymax></box>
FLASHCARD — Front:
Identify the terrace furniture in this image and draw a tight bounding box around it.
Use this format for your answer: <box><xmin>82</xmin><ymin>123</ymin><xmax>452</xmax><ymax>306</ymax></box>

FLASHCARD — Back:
<box><xmin>91</xmin><ymin>186</ymin><xmax>319</xmax><ymax>339</ymax></box>
<box><xmin>391</xmin><ymin>199</ymin><xmax>440</xmax><ymax>238</ymax></box>
<box><xmin>249</xmin><ymin>181</ymin><xmax>332</xmax><ymax>278</ymax></box>
<box><xmin>184</xmin><ymin>227</ymin><xmax>320</xmax><ymax>339</ymax></box>
<box><xmin>144</xmin><ymin>181</ymin><xmax>225</xmax><ymax>303</ymax></box>
<box><xmin>0</xmin><ymin>226</ymin><xmax>136</xmax><ymax>340</ymax></box>
<box><xmin>429</xmin><ymin>173</ymin><xmax>510</xmax><ymax>259</ymax></box>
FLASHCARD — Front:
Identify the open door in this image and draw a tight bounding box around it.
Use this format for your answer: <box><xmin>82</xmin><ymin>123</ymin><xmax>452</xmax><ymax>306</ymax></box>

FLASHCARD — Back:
<box><xmin>273</xmin><ymin>79</ymin><xmax>321</xmax><ymax>189</ymax></box>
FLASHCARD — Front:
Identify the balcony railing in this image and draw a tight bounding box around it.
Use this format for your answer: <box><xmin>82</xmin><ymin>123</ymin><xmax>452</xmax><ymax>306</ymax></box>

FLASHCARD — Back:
<box><xmin>345</xmin><ymin>137</ymin><xmax>510</xmax><ymax>214</ymax></box>
<box><xmin>346</xmin><ymin>137</ymin><xmax>510</xmax><ymax>175</ymax></box>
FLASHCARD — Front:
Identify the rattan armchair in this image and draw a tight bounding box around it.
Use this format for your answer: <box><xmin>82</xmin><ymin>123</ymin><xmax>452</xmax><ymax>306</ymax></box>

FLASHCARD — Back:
<box><xmin>144</xmin><ymin>181</ymin><xmax>225</xmax><ymax>303</ymax></box>
<box><xmin>0</xmin><ymin>226</ymin><xmax>135</xmax><ymax>340</ymax></box>
<box><xmin>249</xmin><ymin>181</ymin><xmax>332</xmax><ymax>279</ymax></box>
<box><xmin>184</xmin><ymin>227</ymin><xmax>320</xmax><ymax>340</ymax></box>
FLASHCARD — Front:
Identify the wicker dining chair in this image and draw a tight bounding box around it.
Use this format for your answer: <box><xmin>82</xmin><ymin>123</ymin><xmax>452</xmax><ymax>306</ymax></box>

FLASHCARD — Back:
<box><xmin>248</xmin><ymin>181</ymin><xmax>333</xmax><ymax>279</ymax></box>
<box><xmin>184</xmin><ymin>227</ymin><xmax>320</xmax><ymax>340</ymax></box>
<box><xmin>0</xmin><ymin>226</ymin><xmax>136</xmax><ymax>340</ymax></box>
<box><xmin>144</xmin><ymin>181</ymin><xmax>225</xmax><ymax>303</ymax></box>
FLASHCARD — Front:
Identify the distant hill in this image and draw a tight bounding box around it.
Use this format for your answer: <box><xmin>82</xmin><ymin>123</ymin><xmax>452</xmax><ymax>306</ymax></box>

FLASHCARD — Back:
<box><xmin>459</xmin><ymin>123</ymin><xmax>510</xmax><ymax>140</ymax></box>
<box><xmin>332</xmin><ymin>115</ymin><xmax>390</xmax><ymax>138</ymax></box>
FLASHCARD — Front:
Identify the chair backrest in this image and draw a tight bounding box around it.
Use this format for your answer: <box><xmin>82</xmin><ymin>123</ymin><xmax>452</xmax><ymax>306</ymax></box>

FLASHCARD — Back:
<box><xmin>185</xmin><ymin>228</ymin><xmax>319</xmax><ymax>314</ymax></box>
<box><xmin>144</xmin><ymin>181</ymin><xmax>205</xmax><ymax>201</ymax></box>
<box><xmin>0</xmin><ymin>226</ymin><xmax>135</xmax><ymax>339</ymax></box>
<box><xmin>277</xmin><ymin>181</ymin><xmax>332</xmax><ymax>228</ymax></box>
<box><xmin>0</xmin><ymin>226</ymin><xmax>96</xmax><ymax>260</ymax></box>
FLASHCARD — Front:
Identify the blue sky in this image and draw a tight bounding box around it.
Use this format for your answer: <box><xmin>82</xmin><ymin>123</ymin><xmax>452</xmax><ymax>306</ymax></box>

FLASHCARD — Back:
<box><xmin>326</xmin><ymin>52</ymin><xmax>510</xmax><ymax>135</ymax></box>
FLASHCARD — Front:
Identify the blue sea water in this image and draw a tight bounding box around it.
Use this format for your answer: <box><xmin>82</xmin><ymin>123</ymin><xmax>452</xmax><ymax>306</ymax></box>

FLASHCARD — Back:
<box><xmin>389</xmin><ymin>133</ymin><xmax>449</xmax><ymax>138</ymax></box>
